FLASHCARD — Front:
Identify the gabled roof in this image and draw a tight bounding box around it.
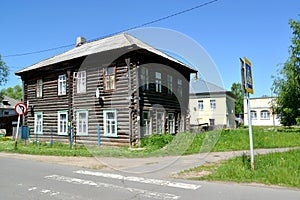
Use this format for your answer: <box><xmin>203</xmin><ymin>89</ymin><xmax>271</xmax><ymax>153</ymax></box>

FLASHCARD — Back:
<box><xmin>15</xmin><ymin>33</ymin><xmax>196</xmax><ymax>75</ymax></box>
<box><xmin>190</xmin><ymin>79</ymin><xmax>226</xmax><ymax>93</ymax></box>
<box><xmin>0</xmin><ymin>96</ymin><xmax>19</xmax><ymax>109</ymax></box>
<box><xmin>190</xmin><ymin>79</ymin><xmax>237</xmax><ymax>99</ymax></box>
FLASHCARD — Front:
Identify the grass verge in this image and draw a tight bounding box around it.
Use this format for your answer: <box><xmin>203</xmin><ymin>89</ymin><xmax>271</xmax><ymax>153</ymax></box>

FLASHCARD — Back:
<box><xmin>0</xmin><ymin>140</ymin><xmax>92</xmax><ymax>157</ymax></box>
<box><xmin>179</xmin><ymin>149</ymin><xmax>300</xmax><ymax>188</ymax></box>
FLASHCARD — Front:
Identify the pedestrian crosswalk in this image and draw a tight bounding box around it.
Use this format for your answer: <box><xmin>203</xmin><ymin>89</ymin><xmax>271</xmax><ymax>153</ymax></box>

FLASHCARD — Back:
<box><xmin>44</xmin><ymin>170</ymin><xmax>202</xmax><ymax>200</ymax></box>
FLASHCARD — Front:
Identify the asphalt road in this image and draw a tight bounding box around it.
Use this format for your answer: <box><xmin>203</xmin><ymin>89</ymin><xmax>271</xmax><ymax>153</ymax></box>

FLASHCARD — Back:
<box><xmin>0</xmin><ymin>156</ymin><xmax>299</xmax><ymax>200</ymax></box>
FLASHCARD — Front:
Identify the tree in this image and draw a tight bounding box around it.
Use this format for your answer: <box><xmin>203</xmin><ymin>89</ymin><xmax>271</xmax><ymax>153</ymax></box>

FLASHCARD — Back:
<box><xmin>272</xmin><ymin>17</ymin><xmax>300</xmax><ymax>126</ymax></box>
<box><xmin>0</xmin><ymin>54</ymin><xmax>9</xmax><ymax>101</ymax></box>
<box><xmin>1</xmin><ymin>85</ymin><xmax>23</xmax><ymax>100</ymax></box>
<box><xmin>231</xmin><ymin>82</ymin><xmax>244</xmax><ymax>117</ymax></box>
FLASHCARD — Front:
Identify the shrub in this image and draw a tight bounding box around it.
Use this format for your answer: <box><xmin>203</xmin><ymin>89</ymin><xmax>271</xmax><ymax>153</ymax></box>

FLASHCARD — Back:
<box><xmin>140</xmin><ymin>134</ymin><xmax>174</xmax><ymax>149</ymax></box>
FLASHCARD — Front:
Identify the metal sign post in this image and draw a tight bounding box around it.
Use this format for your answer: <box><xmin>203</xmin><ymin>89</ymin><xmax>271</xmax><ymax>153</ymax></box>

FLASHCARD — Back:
<box><xmin>14</xmin><ymin>102</ymin><xmax>28</xmax><ymax>150</ymax></box>
<box><xmin>240</xmin><ymin>57</ymin><xmax>255</xmax><ymax>171</ymax></box>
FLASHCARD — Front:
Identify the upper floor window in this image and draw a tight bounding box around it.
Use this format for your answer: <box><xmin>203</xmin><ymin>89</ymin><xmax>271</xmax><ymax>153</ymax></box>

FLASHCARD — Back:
<box><xmin>167</xmin><ymin>75</ymin><xmax>173</xmax><ymax>94</ymax></box>
<box><xmin>36</xmin><ymin>79</ymin><xmax>43</xmax><ymax>98</ymax></box>
<box><xmin>77</xmin><ymin>71</ymin><xmax>86</xmax><ymax>93</ymax></box>
<box><xmin>140</xmin><ymin>67</ymin><xmax>149</xmax><ymax>90</ymax></box>
<box><xmin>210</xmin><ymin>99</ymin><xmax>216</xmax><ymax>110</ymax></box>
<box><xmin>58</xmin><ymin>74</ymin><xmax>66</xmax><ymax>96</ymax></box>
<box><xmin>177</xmin><ymin>79</ymin><xmax>182</xmax><ymax>97</ymax></box>
<box><xmin>104</xmin><ymin>66</ymin><xmax>116</xmax><ymax>91</ymax></box>
<box><xmin>155</xmin><ymin>72</ymin><xmax>162</xmax><ymax>93</ymax></box>
<box><xmin>250</xmin><ymin>110</ymin><xmax>257</xmax><ymax>120</ymax></box>
<box><xmin>261</xmin><ymin>110</ymin><xmax>270</xmax><ymax>120</ymax></box>
<box><xmin>198</xmin><ymin>100</ymin><xmax>204</xmax><ymax>110</ymax></box>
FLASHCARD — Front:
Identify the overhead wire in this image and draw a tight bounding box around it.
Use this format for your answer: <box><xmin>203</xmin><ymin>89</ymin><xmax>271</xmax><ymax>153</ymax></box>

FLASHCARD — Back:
<box><xmin>3</xmin><ymin>0</ymin><xmax>218</xmax><ymax>58</ymax></box>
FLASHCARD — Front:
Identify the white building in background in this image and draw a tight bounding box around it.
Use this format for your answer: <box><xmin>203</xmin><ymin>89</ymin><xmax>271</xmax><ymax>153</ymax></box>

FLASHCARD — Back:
<box><xmin>189</xmin><ymin>79</ymin><xmax>237</xmax><ymax>129</ymax></box>
<box><xmin>244</xmin><ymin>97</ymin><xmax>281</xmax><ymax>126</ymax></box>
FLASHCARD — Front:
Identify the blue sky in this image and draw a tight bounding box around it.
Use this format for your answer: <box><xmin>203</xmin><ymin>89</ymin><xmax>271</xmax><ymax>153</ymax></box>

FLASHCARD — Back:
<box><xmin>0</xmin><ymin>0</ymin><xmax>299</xmax><ymax>97</ymax></box>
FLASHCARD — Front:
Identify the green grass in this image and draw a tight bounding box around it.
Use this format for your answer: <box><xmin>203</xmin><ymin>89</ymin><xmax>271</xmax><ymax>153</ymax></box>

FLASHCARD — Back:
<box><xmin>183</xmin><ymin>149</ymin><xmax>300</xmax><ymax>188</ymax></box>
<box><xmin>0</xmin><ymin>127</ymin><xmax>299</xmax><ymax>157</ymax></box>
<box><xmin>0</xmin><ymin>140</ymin><xmax>92</xmax><ymax>157</ymax></box>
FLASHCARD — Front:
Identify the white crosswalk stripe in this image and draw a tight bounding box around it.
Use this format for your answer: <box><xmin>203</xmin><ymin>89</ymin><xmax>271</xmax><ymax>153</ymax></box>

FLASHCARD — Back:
<box><xmin>74</xmin><ymin>170</ymin><xmax>201</xmax><ymax>190</ymax></box>
<box><xmin>45</xmin><ymin>174</ymin><xmax>180</xmax><ymax>200</ymax></box>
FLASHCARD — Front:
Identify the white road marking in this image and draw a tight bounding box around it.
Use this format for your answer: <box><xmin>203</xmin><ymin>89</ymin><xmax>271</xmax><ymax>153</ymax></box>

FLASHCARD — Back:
<box><xmin>28</xmin><ymin>187</ymin><xmax>37</xmax><ymax>191</ymax></box>
<box><xmin>27</xmin><ymin>186</ymin><xmax>60</xmax><ymax>196</ymax></box>
<box><xmin>45</xmin><ymin>174</ymin><xmax>180</xmax><ymax>200</ymax></box>
<box><xmin>74</xmin><ymin>170</ymin><xmax>201</xmax><ymax>190</ymax></box>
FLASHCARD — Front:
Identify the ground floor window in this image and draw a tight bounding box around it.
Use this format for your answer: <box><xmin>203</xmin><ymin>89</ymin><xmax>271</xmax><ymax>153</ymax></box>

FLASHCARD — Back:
<box><xmin>209</xmin><ymin>118</ymin><xmax>215</xmax><ymax>126</ymax></box>
<box><xmin>103</xmin><ymin>109</ymin><xmax>117</xmax><ymax>137</ymax></box>
<box><xmin>156</xmin><ymin>112</ymin><xmax>164</xmax><ymax>134</ymax></box>
<box><xmin>58</xmin><ymin>111</ymin><xmax>68</xmax><ymax>135</ymax></box>
<box><xmin>142</xmin><ymin>111</ymin><xmax>151</xmax><ymax>136</ymax></box>
<box><xmin>168</xmin><ymin>113</ymin><xmax>175</xmax><ymax>134</ymax></box>
<box><xmin>34</xmin><ymin>112</ymin><xmax>43</xmax><ymax>134</ymax></box>
<box><xmin>77</xmin><ymin>110</ymin><xmax>88</xmax><ymax>135</ymax></box>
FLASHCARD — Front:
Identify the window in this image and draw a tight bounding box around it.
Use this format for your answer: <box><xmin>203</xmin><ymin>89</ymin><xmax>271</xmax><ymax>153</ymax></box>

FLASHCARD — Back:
<box><xmin>168</xmin><ymin>113</ymin><xmax>175</xmax><ymax>134</ymax></box>
<box><xmin>104</xmin><ymin>110</ymin><xmax>117</xmax><ymax>137</ymax></box>
<box><xmin>142</xmin><ymin>111</ymin><xmax>151</xmax><ymax>136</ymax></box>
<box><xmin>77</xmin><ymin>110</ymin><xmax>88</xmax><ymax>135</ymax></box>
<box><xmin>104</xmin><ymin>66</ymin><xmax>116</xmax><ymax>91</ymax></box>
<box><xmin>197</xmin><ymin>100</ymin><xmax>204</xmax><ymax>110</ymax></box>
<box><xmin>140</xmin><ymin>67</ymin><xmax>149</xmax><ymax>90</ymax></box>
<box><xmin>210</xmin><ymin>99</ymin><xmax>216</xmax><ymax>110</ymax></box>
<box><xmin>178</xmin><ymin>113</ymin><xmax>185</xmax><ymax>132</ymax></box>
<box><xmin>177</xmin><ymin>79</ymin><xmax>182</xmax><ymax>97</ymax></box>
<box><xmin>58</xmin><ymin>74</ymin><xmax>66</xmax><ymax>95</ymax></box>
<box><xmin>167</xmin><ymin>75</ymin><xmax>173</xmax><ymax>94</ymax></box>
<box><xmin>261</xmin><ymin>110</ymin><xmax>270</xmax><ymax>120</ymax></box>
<box><xmin>156</xmin><ymin>112</ymin><xmax>164</xmax><ymax>134</ymax></box>
<box><xmin>250</xmin><ymin>110</ymin><xmax>257</xmax><ymax>120</ymax></box>
<box><xmin>77</xmin><ymin>71</ymin><xmax>86</xmax><ymax>93</ymax></box>
<box><xmin>34</xmin><ymin>112</ymin><xmax>43</xmax><ymax>134</ymax></box>
<box><xmin>155</xmin><ymin>72</ymin><xmax>162</xmax><ymax>93</ymax></box>
<box><xmin>58</xmin><ymin>111</ymin><xmax>68</xmax><ymax>135</ymax></box>
<box><xmin>36</xmin><ymin>79</ymin><xmax>43</xmax><ymax>97</ymax></box>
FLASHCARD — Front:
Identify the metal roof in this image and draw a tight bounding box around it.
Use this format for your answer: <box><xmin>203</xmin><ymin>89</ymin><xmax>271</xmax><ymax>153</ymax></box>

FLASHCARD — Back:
<box><xmin>15</xmin><ymin>33</ymin><xmax>196</xmax><ymax>75</ymax></box>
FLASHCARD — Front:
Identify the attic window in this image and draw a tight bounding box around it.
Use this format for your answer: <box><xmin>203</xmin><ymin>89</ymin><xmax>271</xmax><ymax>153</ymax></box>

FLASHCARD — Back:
<box><xmin>2</xmin><ymin>101</ymin><xmax>10</xmax><ymax>106</ymax></box>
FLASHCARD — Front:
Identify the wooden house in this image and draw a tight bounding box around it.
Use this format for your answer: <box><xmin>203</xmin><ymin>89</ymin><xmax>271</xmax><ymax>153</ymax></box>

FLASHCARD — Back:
<box><xmin>15</xmin><ymin>33</ymin><xmax>197</xmax><ymax>146</ymax></box>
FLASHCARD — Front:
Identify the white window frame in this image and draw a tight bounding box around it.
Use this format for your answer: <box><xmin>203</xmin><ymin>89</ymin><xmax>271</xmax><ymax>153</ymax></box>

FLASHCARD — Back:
<box><xmin>250</xmin><ymin>110</ymin><xmax>257</xmax><ymax>120</ymax></box>
<box><xmin>155</xmin><ymin>72</ymin><xmax>162</xmax><ymax>93</ymax></box>
<box><xmin>103</xmin><ymin>109</ymin><xmax>118</xmax><ymax>137</ymax></box>
<box><xmin>167</xmin><ymin>75</ymin><xmax>173</xmax><ymax>94</ymax></box>
<box><xmin>156</xmin><ymin>112</ymin><xmax>164</xmax><ymax>134</ymax></box>
<box><xmin>168</xmin><ymin>113</ymin><xmax>175</xmax><ymax>134</ymax></box>
<box><xmin>34</xmin><ymin>112</ymin><xmax>43</xmax><ymax>134</ymax></box>
<box><xmin>58</xmin><ymin>111</ymin><xmax>68</xmax><ymax>135</ymax></box>
<box><xmin>104</xmin><ymin>66</ymin><xmax>116</xmax><ymax>91</ymax></box>
<box><xmin>140</xmin><ymin>67</ymin><xmax>149</xmax><ymax>90</ymax></box>
<box><xmin>260</xmin><ymin>110</ymin><xmax>270</xmax><ymax>120</ymax></box>
<box><xmin>77</xmin><ymin>71</ymin><xmax>86</xmax><ymax>93</ymax></box>
<box><xmin>177</xmin><ymin>79</ymin><xmax>182</xmax><ymax>97</ymax></box>
<box><xmin>197</xmin><ymin>100</ymin><xmax>204</xmax><ymax>110</ymax></box>
<box><xmin>142</xmin><ymin>111</ymin><xmax>151</xmax><ymax>136</ymax></box>
<box><xmin>210</xmin><ymin>99</ymin><xmax>216</xmax><ymax>110</ymax></box>
<box><xmin>76</xmin><ymin>110</ymin><xmax>88</xmax><ymax>135</ymax></box>
<box><xmin>36</xmin><ymin>79</ymin><xmax>43</xmax><ymax>98</ymax></box>
<box><xmin>58</xmin><ymin>74</ymin><xmax>67</xmax><ymax>96</ymax></box>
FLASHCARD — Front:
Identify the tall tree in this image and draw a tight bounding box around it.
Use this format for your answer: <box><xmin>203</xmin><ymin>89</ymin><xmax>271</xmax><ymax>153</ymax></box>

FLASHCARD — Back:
<box><xmin>231</xmin><ymin>82</ymin><xmax>244</xmax><ymax>117</ymax></box>
<box><xmin>1</xmin><ymin>85</ymin><xmax>23</xmax><ymax>100</ymax></box>
<box><xmin>272</xmin><ymin>17</ymin><xmax>300</xmax><ymax>126</ymax></box>
<box><xmin>0</xmin><ymin>54</ymin><xmax>9</xmax><ymax>102</ymax></box>
<box><xmin>0</xmin><ymin>54</ymin><xmax>9</xmax><ymax>86</ymax></box>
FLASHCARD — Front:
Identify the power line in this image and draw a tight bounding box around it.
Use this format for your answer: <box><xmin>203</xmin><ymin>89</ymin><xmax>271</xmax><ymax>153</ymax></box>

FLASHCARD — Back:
<box><xmin>3</xmin><ymin>0</ymin><xmax>218</xmax><ymax>58</ymax></box>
